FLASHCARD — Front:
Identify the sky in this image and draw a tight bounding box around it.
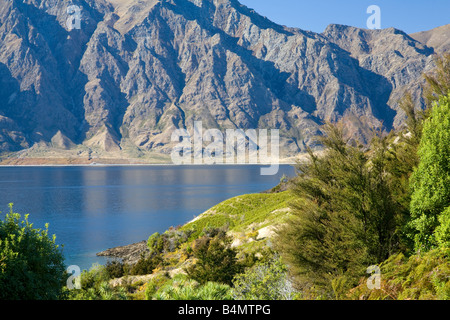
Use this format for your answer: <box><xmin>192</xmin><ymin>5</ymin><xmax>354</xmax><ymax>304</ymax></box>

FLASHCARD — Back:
<box><xmin>239</xmin><ymin>0</ymin><xmax>450</xmax><ymax>34</ymax></box>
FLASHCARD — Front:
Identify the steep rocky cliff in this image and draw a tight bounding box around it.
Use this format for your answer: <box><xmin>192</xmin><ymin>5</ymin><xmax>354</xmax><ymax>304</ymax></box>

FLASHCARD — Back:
<box><xmin>0</xmin><ymin>0</ymin><xmax>445</xmax><ymax>161</ymax></box>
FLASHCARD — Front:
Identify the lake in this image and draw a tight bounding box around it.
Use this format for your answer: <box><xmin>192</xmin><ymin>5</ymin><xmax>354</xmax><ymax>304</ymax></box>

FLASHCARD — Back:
<box><xmin>0</xmin><ymin>165</ymin><xmax>295</xmax><ymax>270</ymax></box>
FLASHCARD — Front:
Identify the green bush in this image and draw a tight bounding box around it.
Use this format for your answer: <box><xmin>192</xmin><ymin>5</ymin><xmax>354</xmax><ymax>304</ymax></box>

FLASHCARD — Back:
<box><xmin>347</xmin><ymin>248</ymin><xmax>450</xmax><ymax>300</ymax></box>
<box><xmin>232</xmin><ymin>256</ymin><xmax>296</xmax><ymax>300</ymax></box>
<box><xmin>129</xmin><ymin>254</ymin><xmax>163</xmax><ymax>276</ymax></box>
<box><xmin>186</xmin><ymin>233</ymin><xmax>243</xmax><ymax>286</ymax></box>
<box><xmin>147</xmin><ymin>228</ymin><xmax>194</xmax><ymax>256</ymax></box>
<box><xmin>145</xmin><ymin>273</ymin><xmax>171</xmax><ymax>300</ymax></box>
<box><xmin>435</xmin><ymin>207</ymin><xmax>450</xmax><ymax>248</ymax></box>
<box><xmin>0</xmin><ymin>204</ymin><xmax>66</xmax><ymax>300</ymax></box>
<box><xmin>409</xmin><ymin>93</ymin><xmax>450</xmax><ymax>251</ymax></box>
<box><xmin>147</xmin><ymin>232</ymin><xmax>164</xmax><ymax>255</ymax></box>
<box><xmin>66</xmin><ymin>264</ymin><xmax>128</xmax><ymax>300</ymax></box>
<box><xmin>104</xmin><ymin>260</ymin><xmax>126</xmax><ymax>279</ymax></box>
<box><xmin>153</xmin><ymin>274</ymin><xmax>233</xmax><ymax>300</ymax></box>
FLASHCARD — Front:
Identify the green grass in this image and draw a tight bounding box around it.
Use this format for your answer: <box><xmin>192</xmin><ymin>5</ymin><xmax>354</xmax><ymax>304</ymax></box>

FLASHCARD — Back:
<box><xmin>347</xmin><ymin>247</ymin><xmax>450</xmax><ymax>300</ymax></box>
<box><xmin>181</xmin><ymin>191</ymin><xmax>293</xmax><ymax>240</ymax></box>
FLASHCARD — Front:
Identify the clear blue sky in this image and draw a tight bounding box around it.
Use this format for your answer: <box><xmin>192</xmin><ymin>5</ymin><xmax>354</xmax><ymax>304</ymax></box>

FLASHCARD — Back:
<box><xmin>239</xmin><ymin>0</ymin><xmax>450</xmax><ymax>34</ymax></box>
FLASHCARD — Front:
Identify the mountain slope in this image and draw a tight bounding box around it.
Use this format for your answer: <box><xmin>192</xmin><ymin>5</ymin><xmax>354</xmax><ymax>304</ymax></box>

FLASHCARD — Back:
<box><xmin>411</xmin><ymin>24</ymin><xmax>450</xmax><ymax>54</ymax></box>
<box><xmin>0</xmin><ymin>0</ymin><xmax>441</xmax><ymax>161</ymax></box>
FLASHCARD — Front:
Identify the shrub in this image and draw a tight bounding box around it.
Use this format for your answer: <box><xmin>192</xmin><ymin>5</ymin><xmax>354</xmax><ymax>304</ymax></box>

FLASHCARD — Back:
<box><xmin>104</xmin><ymin>260</ymin><xmax>126</xmax><ymax>279</ymax></box>
<box><xmin>147</xmin><ymin>229</ymin><xmax>194</xmax><ymax>256</ymax></box>
<box><xmin>346</xmin><ymin>248</ymin><xmax>450</xmax><ymax>300</ymax></box>
<box><xmin>147</xmin><ymin>232</ymin><xmax>164</xmax><ymax>255</ymax></box>
<box><xmin>66</xmin><ymin>264</ymin><xmax>128</xmax><ymax>300</ymax></box>
<box><xmin>232</xmin><ymin>256</ymin><xmax>296</xmax><ymax>300</ymax></box>
<box><xmin>435</xmin><ymin>207</ymin><xmax>450</xmax><ymax>248</ymax></box>
<box><xmin>185</xmin><ymin>233</ymin><xmax>243</xmax><ymax>286</ymax></box>
<box><xmin>153</xmin><ymin>274</ymin><xmax>233</xmax><ymax>300</ymax></box>
<box><xmin>409</xmin><ymin>94</ymin><xmax>450</xmax><ymax>251</ymax></box>
<box><xmin>145</xmin><ymin>273</ymin><xmax>171</xmax><ymax>300</ymax></box>
<box><xmin>129</xmin><ymin>254</ymin><xmax>163</xmax><ymax>276</ymax></box>
<box><xmin>0</xmin><ymin>204</ymin><xmax>66</xmax><ymax>300</ymax></box>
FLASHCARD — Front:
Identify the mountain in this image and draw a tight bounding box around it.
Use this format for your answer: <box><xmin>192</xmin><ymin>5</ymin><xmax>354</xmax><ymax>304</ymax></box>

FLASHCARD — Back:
<box><xmin>0</xmin><ymin>0</ymin><xmax>444</xmax><ymax>162</ymax></box>
<box><xmin>411</xmin><ymin>24</ymin><xmax>450</xmax><ymax>54</ymax></box>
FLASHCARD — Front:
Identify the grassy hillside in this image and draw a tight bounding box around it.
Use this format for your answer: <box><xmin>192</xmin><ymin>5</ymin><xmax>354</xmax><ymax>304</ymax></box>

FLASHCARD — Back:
<box><xmin>181</xmin><ymin>191</ymin><xmax>293</xmax><ymax>241</ymax></box>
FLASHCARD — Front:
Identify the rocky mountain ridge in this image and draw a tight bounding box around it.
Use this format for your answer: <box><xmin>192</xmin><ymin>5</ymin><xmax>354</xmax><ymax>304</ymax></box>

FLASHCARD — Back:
<box><xmin>0</xmin><ymin>0</ymin><xmax>445</xmax><ymax>162</ymax></box>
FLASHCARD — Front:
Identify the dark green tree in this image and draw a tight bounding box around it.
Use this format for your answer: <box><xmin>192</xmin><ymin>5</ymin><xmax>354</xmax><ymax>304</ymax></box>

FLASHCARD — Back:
<box><xmin>0</xmin><ymin>204</ymin><xmax>66</xmax><ymax>300</ymax></box>
<box><xmin>276</xmin><ymin>122</ymin><xmax>409</xmax><ymax>298</ymax></box>
<box><xmin>186</xmin><ymin>231</ymin><xmax>242</xmax><ymax>286</ymax></box>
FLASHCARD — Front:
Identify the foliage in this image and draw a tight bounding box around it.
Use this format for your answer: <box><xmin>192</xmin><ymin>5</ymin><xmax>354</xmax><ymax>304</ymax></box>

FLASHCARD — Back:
<box><xmin>185</xmin><ymin>231</ymin><xmax>243</xmax><ymax>286</ymax></box>
<box><xmin>347</xmin><ymin>247</ymin><xmax>450</xmax><ymax>300</ymax></box>
<box><xmin>0</xmin><ymin>204</ymin><xmax>66</xmax><ymax>300</ymax></box>
<box><xmin>181</xmin><ymin>192</ymin><xmax>293</xmax><ymax>241</ymax></box>
<box><xmin>127</xmin><ymin>228</ymin><xmax>197</xmax><ymax>276</ymax></box>
<box><xmin>423</xmin><ymin>53</ymin><xmax>450</xmax><ymax>107</ymax></box>
<box><xmin>435</xmin><ymin>206</ymin><xmax>450</xmax><ymax>248</ymax></box>
<box><xmin>104</xmin><ymin>260</ymin><xmax>126</xmax><ymax>279</ymax></box>
<box><xmin>398</xmin><ymin>92</ymin><xmax>425</xmax><ymax>145</ymax></box>
<box><xmin>152</xmin><ymin>274</ymin><xmax>233</xmax><ymax>300</ymax></box>
<box><xmin>232</xmin><ymin>255</ymin><xmax>296</xmax><ymax>300</ymax></box>
<box><xmin>66</xmin><ymin>264</ymin><xmax>128</xmax><ymax>300</ymax></box>
<box><xmin>144</xmin><ymin>273</ymin><xmax>172</xmax><ymax>300</ymax></box>
<box><xmin>147</xmin><ymin>228</ymin><xmax>194</xmax><ymax>256</ymax></box>
<box><xmin>147</xmin><ymin>232</ymin><xmax>164</xmax><ymax>256</ymax></box>
<box><xmin>275</xmin><ymin>122</ymin><xmax>411</xmax><ymax>298</ymax></box>
<box><xmin>409</xmin><ymin>93</ymin><xmax>450</xmax><ymax>251</ymax></box>
<box><xmin>129</xmin><ymin>254</ymin><xmax>164</xmax><ymax>276</ymax></box>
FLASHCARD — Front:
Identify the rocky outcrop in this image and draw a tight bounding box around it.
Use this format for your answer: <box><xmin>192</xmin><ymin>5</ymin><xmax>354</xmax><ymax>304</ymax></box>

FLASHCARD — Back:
<box><xmin>97</xmin><ymin>240</ymin><xmax>149</xmax><ymax>265</ymax></box>
<box><xmin>0</xmin><ymin>0</ymin><xmax>445</xmax><ymax>159</ymax></box>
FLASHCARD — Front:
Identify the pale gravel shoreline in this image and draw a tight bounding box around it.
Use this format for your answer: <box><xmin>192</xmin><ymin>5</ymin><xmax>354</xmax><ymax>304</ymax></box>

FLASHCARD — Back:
<box><xmin>0</xmin><ymin>162</ymin><xmax>298</xmax><ymax>167</ymax></box>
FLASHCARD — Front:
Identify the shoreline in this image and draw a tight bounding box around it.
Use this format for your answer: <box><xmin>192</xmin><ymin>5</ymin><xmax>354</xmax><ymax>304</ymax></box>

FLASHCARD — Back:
<box><xmin>0</xmin><ymin>160</ymin><xmax>299</xmax><ymax>167</ymax></box>
<box><xmin>96</xmin><ymin>240</ymin><xmax>149</xmax><ymax>265</ymax></box>
<box><xmin>0</xmin><ymin>152</ymin><xmax>309</xmax><ymax>167</ymax></box>
<box><xmin>94</xmin><ymin>180</ymin><xmax>290</xmax><ymax>265</ymax></box>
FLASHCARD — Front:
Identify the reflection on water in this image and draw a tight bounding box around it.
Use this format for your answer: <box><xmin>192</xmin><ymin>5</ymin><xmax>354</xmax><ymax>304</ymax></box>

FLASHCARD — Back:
<box><xmin>0</xmin><ymin>165</ymin><xmax>295</xmax><ymax>270</ymax></box>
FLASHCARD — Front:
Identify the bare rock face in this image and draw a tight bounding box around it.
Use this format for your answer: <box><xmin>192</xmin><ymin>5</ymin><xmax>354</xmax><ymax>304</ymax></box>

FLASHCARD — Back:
<box><xmin>0</xmin><ymin>0</ymin><xmax>445</xmax><ymax>158</ymax></box>
<box><xmin>97</xmin><ymin>240</ymin><xmax>149</xmax><ymax>265</ymax></box>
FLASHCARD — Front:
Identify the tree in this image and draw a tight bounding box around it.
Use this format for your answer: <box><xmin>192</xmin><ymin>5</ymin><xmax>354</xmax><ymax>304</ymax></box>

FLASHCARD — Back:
<box><xmin>0</xmin><ymin>204</ymin><xmax>66</xmax><ymax>300</ymax></box>
<box><xmin>185</xmin><ymin>231</ymin><xmax>242</xmax><ymax>286</ymax></box>
<box><xmin>435</xmin><ymin>207</ymin><xmax>450</xmax><ymax>249</ymax></box>
<box><xmin>423</xmin><ymin>53</ymin><xmax>450</xmax><ymax>107</ymax></box>
<box><xmin>276</xmin><ymin>122</ymin><xmax>409</xmax><ymax>298</ymax></box>
<box><xmin>409</xmin><ymin>94</ymin><xmax>450</xmax><ymax>251</ymax></box>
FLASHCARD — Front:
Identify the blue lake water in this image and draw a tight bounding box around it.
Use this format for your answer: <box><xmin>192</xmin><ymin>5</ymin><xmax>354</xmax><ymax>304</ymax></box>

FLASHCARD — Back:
<box><xmin>0</xmin><ymin>165</ymin><xmax>295</xmax><ymax>270</ymax></box>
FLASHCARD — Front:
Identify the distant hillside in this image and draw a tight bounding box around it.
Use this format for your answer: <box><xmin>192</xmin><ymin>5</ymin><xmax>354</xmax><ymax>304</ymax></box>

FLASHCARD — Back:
<box><xmin>411</xmin><ymin>24</ymin><xmax>450</xmax><ymax>54</ymax></box>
